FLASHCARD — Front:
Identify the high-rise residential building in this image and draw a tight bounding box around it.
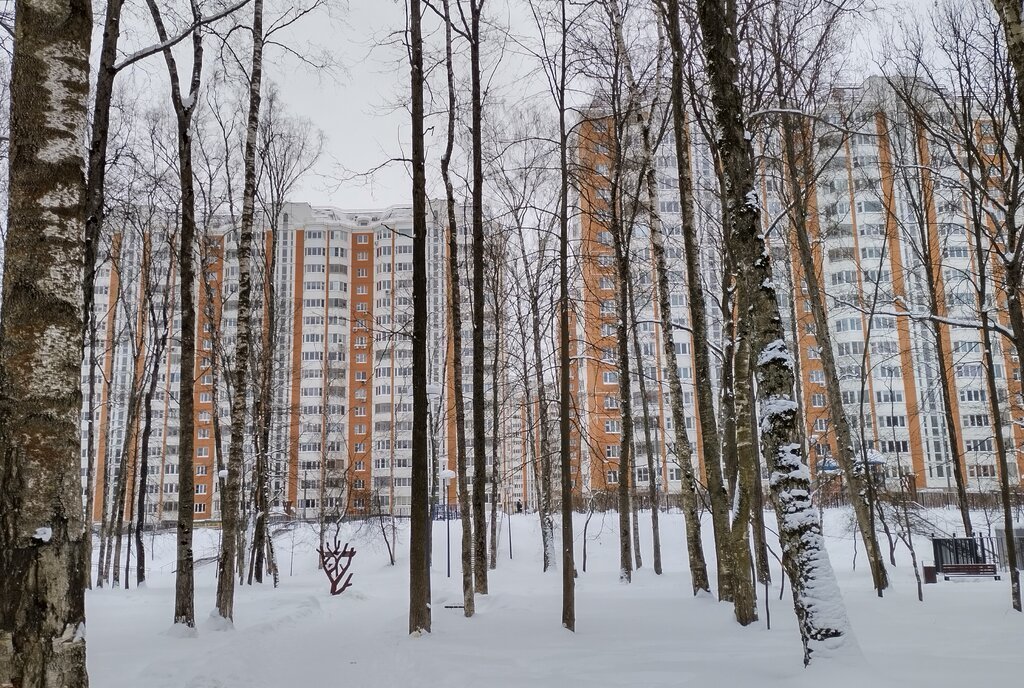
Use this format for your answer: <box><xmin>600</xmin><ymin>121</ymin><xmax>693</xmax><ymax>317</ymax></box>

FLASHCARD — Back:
<box><xmin>572</xmin><ymin>77</ymin><xmax>1024</xmax><ymax>503</ymax></box>
<box><xmin>83</xmin><ymin>201</ymin><xmax>518</xmax><ymax>526</ymax></box>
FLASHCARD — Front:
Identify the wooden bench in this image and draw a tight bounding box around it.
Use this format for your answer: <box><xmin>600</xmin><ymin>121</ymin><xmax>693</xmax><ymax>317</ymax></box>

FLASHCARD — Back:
<box><xmin>942</xmin><ymin>563</ymin><xmax>1001</xmax><ymax>580</ymax></box>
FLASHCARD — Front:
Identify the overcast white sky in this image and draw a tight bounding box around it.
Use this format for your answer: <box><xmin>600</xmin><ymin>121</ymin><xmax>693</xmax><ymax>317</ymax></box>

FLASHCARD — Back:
<box><xmin>115</xmin><ymin>0</ymin><xmax>912</xmax><ymax>212</ymax></box>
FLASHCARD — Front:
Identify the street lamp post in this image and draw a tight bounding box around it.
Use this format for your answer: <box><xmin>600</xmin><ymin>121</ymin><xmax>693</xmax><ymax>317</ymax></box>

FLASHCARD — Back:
<box><xmin>440</xmin><ymin>465</ymin><xmax>456</xmax><ymax>578</ymax></box>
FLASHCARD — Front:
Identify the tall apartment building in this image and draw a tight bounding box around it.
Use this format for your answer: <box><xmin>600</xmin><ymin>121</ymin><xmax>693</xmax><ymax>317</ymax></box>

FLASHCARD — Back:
<box><xmin>84</xmin><ymin>201</ymin><xmax>518</xmax><ymax>526</ymax></box>
<box><xmin>572</xmin><ymin>77</ymin><xmax>1024</xmax><ymax>502</ymax></box>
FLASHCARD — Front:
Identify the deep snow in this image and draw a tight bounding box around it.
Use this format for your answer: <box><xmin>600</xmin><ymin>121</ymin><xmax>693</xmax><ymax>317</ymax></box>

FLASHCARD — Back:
<box><xmin>85</xmin><ymin>509</ymin><xmax>1022</xmax><ymax>687</ymax></box>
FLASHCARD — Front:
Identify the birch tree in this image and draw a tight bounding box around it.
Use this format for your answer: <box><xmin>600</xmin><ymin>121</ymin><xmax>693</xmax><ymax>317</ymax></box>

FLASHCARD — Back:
<box><xmin>696</xmin><ymin>0</ymin><xmax>852</xmax><ymax>663</ymax></box>
<box><xmin>0</xmin><ymin>0</ymin><xmax>92</xmax><ymax>684</ymax></box>
<box><xmin>215</xmin><ymin>0</ymin><xmax>264</xmax><ymax>624</ymax></box>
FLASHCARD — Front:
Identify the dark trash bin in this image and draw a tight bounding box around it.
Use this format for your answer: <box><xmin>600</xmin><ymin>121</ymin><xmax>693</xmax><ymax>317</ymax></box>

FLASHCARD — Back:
<box><xmin>923</xmin><ymin>565</ymin><xmax>937</xmax><ymax>584</ymax></box>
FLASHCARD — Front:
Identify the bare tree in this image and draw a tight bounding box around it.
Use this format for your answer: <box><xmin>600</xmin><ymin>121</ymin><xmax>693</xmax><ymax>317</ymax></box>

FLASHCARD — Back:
<box><xmin>408</xmin><ymin>0</ymin><xmax>432</xmax><ymax>636</ymax></box>
<box><xmin>144</xmin><ymin>0</ymin><xmax>207</xmax><ymax>629</ymax></box>
<box><xmin>696</xmin><ymin>0</ymin><xmax>851</xmax><ymax>663</ymax></box>
<box><xmin>437</xmin><ymin>0</ymin><xmax>475</xmax><ymax>615</ymax></box>
<box><xmin>763</xmin><ymin>0</ymin><xmax>889</xmax><ymax>595</ymax></box>
<box><xmin>215</xmin><ymin>0</ymin><xmax>264</xmax><ymax>624</ymax></box>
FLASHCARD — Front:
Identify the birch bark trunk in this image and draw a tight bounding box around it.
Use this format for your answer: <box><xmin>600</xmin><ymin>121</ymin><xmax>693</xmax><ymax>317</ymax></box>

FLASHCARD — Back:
<box><xmin>0</xmin><ymin>0</ymin><xmax>92</xmax><ymax>683</ymax></box>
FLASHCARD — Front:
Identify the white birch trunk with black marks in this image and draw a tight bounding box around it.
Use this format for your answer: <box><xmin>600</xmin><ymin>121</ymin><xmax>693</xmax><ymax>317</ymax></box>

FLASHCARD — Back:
<box><xmin>0</xmin><ymin>0</ymin><xmax>92</xmax><ymax>683</ymax></box>
<box><xmin>216</xmin><ymin>0</ymin><xmax>264</xmax><ymax>624</ymax></box>
<box><xmin>697</xmin><ymin>0</ymin><xmax>851</xmax><ymax>663</ymax></box>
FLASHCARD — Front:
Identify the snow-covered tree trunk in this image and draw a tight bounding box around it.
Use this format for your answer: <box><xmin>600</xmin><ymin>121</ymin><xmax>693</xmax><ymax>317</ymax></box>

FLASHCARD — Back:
<box><xmin>0</xmin><ymin>0</ymin><xmax>92</xmax><ymax>684</ymax></box>
<box><xmin>216</xmin><ymin>0</ymin><xmax>264</xmax><ymax>624</ymax></box>
<box><xmin>696</xmin><ymin>0</ymin><xmax>851</xmax><ymax>663</ymax></box>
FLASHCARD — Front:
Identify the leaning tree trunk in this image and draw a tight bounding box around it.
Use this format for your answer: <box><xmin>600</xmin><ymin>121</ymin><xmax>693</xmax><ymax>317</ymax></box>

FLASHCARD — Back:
<box><xmin>969</xmin><ymin>196</ymin><xmax>1022</xmax><ymax>613</ymax></box>
<box><xmin>697</xmin><ymin>0</ymin><xmax>851</xmax><ymax>663</ymax></box>
<box><xmin>660</xmin><ymin>0</ymin><xmax>733</xmax><ymax>600</ymax></box>
<box><xmin>216</xmin><ymin>0</ymin><xmax>264</xmax><ymax>623</ymax></box>
<box><xmin>779</xmin><ymin>112</ymin><xmax>888</xmax><ymax>594</ymax></box>
<box><xmin>440</xmin><ymin>0</ymin><xmax>475</xmax><ymax>617</ymax></box>
<box><xmin>0</xmin><ymin>1</ymin><xmax>92</xmax><ymax>685</ymax></box>
<box><xmin>81</xmin><ymin>0</ymin><xmax>125</xmax><ymax>590</ymax></box>
<box><xmin>95</xmin><ymin>261</ymin><xmax>122</xmax><ymax>588</ymax></box>
<box><xmin>108</xmin><ymin>337</ymin><xmax>148</xmax><ymax>589</ymax></box>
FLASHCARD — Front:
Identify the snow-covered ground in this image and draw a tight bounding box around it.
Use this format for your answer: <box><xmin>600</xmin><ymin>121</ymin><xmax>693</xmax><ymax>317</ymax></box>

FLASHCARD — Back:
<box><xmin>86</xmin><ymin>509</ymin><xmax>1021</xmax><ymax>687</ymax></box>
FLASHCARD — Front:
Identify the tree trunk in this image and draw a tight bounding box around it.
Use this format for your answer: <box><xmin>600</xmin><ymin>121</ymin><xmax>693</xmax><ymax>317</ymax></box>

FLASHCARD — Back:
<box><xmin>626</xmin><ymin>275</ymin><xmax>654</xmax><ymax>573</ymax></box>
<box><xmin>556</xmin><ymin>0</ymin><xmax>576</xmax><ymax>632</ymax></box>
<box><xmin>660</xmin><ymin>0</ymin><xmax>733</xmax><ymax>600</ymax></box>
<box><xmin>468</xmin><ymin>0</ymin><xmax>490</xmax><ymax>597</ymax></box>
<box><xmin>0</xmin><ymin>0</ymin><xmax>92</xmax><ymax>684</ymax></box>
<box><xmin>81</xmin><ymin>0</ymin><xmax>125</xmax><ymax>591</ymax></box>
<box><xmin>779</xmin><ymin>113</ymin><xmax>889</xmax><ymax>593</ymax></box>
<box><xmin>250</xmin><ymin>215</ymin><xmax>279</xmax><ymax>585</ymax></box>
<box><xmin>408</xmin><ymin>0</ymin><xmax>432</xmax><ymax>636</ymax></box>
<box><xmin>612</xmin><ymin>206</ymin><xmax>635</xmax><ymax>584</ymax></box>
<box><xmin>489</xmin><ymin>277</ymin><xmax>502</xmax><ymax>570</ymax></box>
<box><xmin>968</xmin><ymin>180</ymin><xmax>1022</xmax><ymax>612</ymax></box>
<box><xmin>646</xmin><ymin>136</ymin><xmax>707</xmax><ymax>588</ymax></box>
<box><xmin>696</xmin><ymin>0</ymin><xmax>851</xmax><ymax>663</ymax></box>
<box><xmin>730</xmin><ymin>324</ymin><xmax>757</xmax><ymax>624</ymax></box>
<box><xmin>95</xmin><ymin>248</ymin><xmax>122</xmax><ymax>587</ymax></box>
<box><xmin>439</xmin><ymin>0</ymin><xmax>475</xmax><ymax>617</ymax></box>
<box><xmin>109</xmin><ymin>306</ymin><xmax>149</xmax><ymax>589</ymax></box>
<box><xmin>516</xmin><ymin>231</ymin><xmax>556</xmax><ymax>571</ymax></box>
<box><xmin>144</xmin><ymin>0</ymin><xmax>206</xmax><ymax>627</ymax></box>
<box><xmin>136</xmin><ymin>257</ymin><xmax>171</xmax><ymax>587</ymax></box>
<box><xmin>216</xmin><ymin>0</ymin><xmax>264</xmax><ymax>623</ymax></box>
